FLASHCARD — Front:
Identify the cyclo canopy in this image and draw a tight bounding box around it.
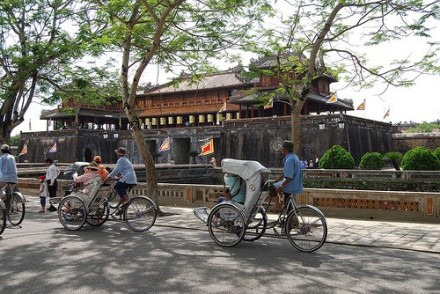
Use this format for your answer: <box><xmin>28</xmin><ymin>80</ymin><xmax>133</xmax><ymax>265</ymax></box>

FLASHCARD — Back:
<box><xmin>221</xmin><ymin>158</ymin><xmax>271</xmax><ymax>219</ymax></box>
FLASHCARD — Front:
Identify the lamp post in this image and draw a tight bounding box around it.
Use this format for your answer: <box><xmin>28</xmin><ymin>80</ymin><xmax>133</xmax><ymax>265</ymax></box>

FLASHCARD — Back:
<box><xmin>318</xmin><ymin>113</ymin><xmax>345</xmax><ymax>130</ymax></box>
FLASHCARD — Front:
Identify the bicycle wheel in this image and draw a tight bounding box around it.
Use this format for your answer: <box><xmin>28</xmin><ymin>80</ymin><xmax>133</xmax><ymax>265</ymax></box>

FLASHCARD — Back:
<box><xmin>207</xmin><ymin>203</ymin><xmax>245</xmax><ymax>247</ymax></box>
<box><xmin>0</xmin><ymin>206</ymin><xmax>6</xmax><ymax>235</ymax></box>
<box><xmin>107</xmin><ymin>189</ymin><xmax>120</xmax><ymax>210</ymax></box>
<box><xmin>58</xmin><ymin>196</ymin><xmax>87</xmax><ymax>231</ymax></box>
<box><xmin>86</xmin><ymin>203</ymin><xmax>109</xmax><ymax>226</ymax></box>
<box><xmin>243</xmin><ymin>206</ymin><xmax>267</xmax><ymax>242</ymax></box>
<box><xmin>124</xmin><ymin>196</ymin><xmax>157</xmax><ymax>232</ymax></box>
<box><xmin>7</xmin><ymin>193</ymin><xmax>25</xmax><ymax>226</ymax></box>
<box><xmin>285</xmin><ymin>205</ymin><xmax>327</xmax><ymax>252</ymax></box>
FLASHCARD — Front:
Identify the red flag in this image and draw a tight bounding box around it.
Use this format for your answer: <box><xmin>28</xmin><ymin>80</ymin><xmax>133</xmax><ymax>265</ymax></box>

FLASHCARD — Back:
<box><xmin>19</xmin><ymin>144</ymin><xmax>27</xmax><ymax>156</ymax></box>
<box><xmin>200</xmin><ymin>138</ymin><xmax>214</xmax><ymax>156</ymax></box>
<box><xmin>48</xmin><ymin>142</ymin><xmax>57</xmax><ymax>153</ymax></box>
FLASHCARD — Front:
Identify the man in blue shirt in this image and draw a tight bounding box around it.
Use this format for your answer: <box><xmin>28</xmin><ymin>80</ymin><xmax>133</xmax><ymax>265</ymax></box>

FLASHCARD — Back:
<box><xmin>107</xmin><ymin>147</ymin><xmax>137</xmax><ymax>206</ymax></box>
<box><xmin>0</xmin><ymin>144</ymin><xmax>18</xmax><ymax>190</ymax></box>
<box><xmin>271</xmin><ymin>140</ymin><xmax>303</xmax><ymax>212</ymax></box>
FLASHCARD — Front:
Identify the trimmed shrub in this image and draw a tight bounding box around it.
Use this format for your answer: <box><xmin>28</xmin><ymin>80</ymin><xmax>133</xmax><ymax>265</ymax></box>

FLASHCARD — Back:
<box><xmin>360</xmin><ymin>152</ymin><xmax>384</xmax><ymax>170</ymax></box>
<box><xmin>319</xmin><ymin>145</ymin><xmax>355</xmax><ymax>169</ymax></box>
<box><xmin>384</xmin><ymin>151</ymin><xmax>403</xmax><ymax>170</ymax></box>
<box><xmin>384</xmin><ymin>151</ymin><xmax>403</xmax><ymax>163</ymax></box>
<box><xmin>434</xmin><ymin>147</ymin><xmax>440</xmax><ymax>161</ymax></box>
<box><xmin>401</xmin><ymin>147</ymin><xmax>440</xmax><ymax>170</ymax></box>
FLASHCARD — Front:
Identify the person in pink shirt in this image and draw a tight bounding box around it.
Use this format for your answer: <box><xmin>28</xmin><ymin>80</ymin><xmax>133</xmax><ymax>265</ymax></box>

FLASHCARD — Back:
<box><xmin>73</xmin><ymin>161</ymin><xmax>100</xmax><ymax>195</ymax></box>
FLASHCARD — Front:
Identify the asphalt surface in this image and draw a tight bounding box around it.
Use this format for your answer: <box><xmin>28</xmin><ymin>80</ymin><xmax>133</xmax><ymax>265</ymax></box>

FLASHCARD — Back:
<box><xmin>18</xmin><ymin>195</ymin><xmax>440</xmax><ymax>254</ymax></box>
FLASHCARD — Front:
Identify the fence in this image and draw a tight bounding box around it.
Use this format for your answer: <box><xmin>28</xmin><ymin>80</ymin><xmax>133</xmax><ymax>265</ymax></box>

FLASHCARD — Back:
<box><xmin>18</xmin><ymin>176</ymin><xmax>440</xmax><ymax>223</ymax></box>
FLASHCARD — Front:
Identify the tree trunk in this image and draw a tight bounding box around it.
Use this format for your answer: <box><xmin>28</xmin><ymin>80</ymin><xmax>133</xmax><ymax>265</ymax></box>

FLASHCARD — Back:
<box><xmin>291</xmin><ymin>99</ymin><xmax>305</xmax><ymax>155</ymax></box>
<box><xmin>125</xmin><ymin>106</ymin><xmax>162</xmax><ymax>214</ymax></box>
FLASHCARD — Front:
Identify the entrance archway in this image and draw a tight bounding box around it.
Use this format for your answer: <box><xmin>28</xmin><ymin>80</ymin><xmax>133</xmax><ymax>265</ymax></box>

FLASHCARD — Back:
<box><xmin>84</xmin><ymin>148</ymin><xmax>93</xmax><ymax>162</ymax></box>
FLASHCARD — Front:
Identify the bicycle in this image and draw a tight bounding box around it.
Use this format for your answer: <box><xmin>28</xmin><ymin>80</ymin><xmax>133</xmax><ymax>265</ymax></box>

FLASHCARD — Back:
<box><xmin>57</xmin><ymin>178</ymin><xmax>157</xmax><ymax>232</ymax></box>
<box><xmin>0</xmin><ymin>183</ymin><xmax>26</xmax><ymax>227</ymax></box>
<box><xmin>0</xmin><ymin>199</ymin><xmax>6</xmax><ymax>235</ymax></box>
<box><xmin>195</xmin><ymin>158</ymin><xmax>327</xmax><ymax>252</ymax></box>
<box><xmin>244</xmin><ymin>192</ymin><xmax>327</xmax><ymax>252</ymax></box>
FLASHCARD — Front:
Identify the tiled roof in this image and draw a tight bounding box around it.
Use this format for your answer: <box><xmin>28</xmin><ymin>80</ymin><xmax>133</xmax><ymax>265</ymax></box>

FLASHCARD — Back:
<box><xmin>144</xmin><ymin>72</ymin><xmax>249</xmax><ymax>94</ymax></box>
<box><xmin>230</xmin><ymin>89</ymin><xmax>353</xmax><ymax>110</ymax></box>
<box><xmin>40</xmin><ymin>108</ymin><xmax>126</xmax><ymax>120</ymax></box>
<box><xmin>140</xmin><ymin>103</ymin><xmax>240</xmax><ymax>117</ymax></box>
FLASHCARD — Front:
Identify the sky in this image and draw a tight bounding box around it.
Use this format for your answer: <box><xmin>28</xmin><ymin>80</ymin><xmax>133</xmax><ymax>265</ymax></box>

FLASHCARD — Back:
<box><xmin>11</xmin><ymin>3</ymin><xmax>440</xmax><ymax>135</ymax></box>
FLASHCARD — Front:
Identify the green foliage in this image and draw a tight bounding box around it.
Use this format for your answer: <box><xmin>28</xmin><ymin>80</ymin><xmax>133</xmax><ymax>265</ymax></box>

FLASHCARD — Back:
<box><xmin>384</xmin><ymin>151</ymin><xmax>403</xmax><ymax>162</ymax></box>
<box><xmin>401</xmin><ymin>147</ymin><xmax>440</xmax><ymax>170</ymax></box>
<box><xmin>360</xmin><ymin>152</ymin><xmax>384</xmax><ymax>170</ymax></box>
<box><xmin>10</xmin><ymin>134</ymin><xmax>20</xmax><ymax>146</ymax></box>
<box><xmin>406</xmin><ymin>122</ymin><xmax>440</xmax><ymax>133</ymax></box>
<box><xmin>319</xmin><ymin>145</ymin><xmax>355</xmax><ymax>169</ymax></box>
<box><xmin>433</xmin><ymin>147</ymin><xmax>440</xmax><ymax>161</ymax></box>
<box><xmin>0</xmin><ymin>0</ymin><xmax>112</xmax><ymax>141</ymax></box>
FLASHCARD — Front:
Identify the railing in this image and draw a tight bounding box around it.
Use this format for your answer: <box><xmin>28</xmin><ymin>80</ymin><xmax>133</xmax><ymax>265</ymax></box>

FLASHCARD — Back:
<box><xmin>17</xmin><ymin>176</ymin><xmax>440</xmax><ymax>223</ymax></box>
<box><xmin>301</xmin><ymin>169</ymin><xmax>440</xmax><ymax>181</ymax></box>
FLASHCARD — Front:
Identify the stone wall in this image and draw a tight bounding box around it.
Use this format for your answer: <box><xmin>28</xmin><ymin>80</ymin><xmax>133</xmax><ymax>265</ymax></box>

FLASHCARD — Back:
<box><xmin>392</xmin><ymin>133</ymin><xmax>440</xmax><ymax>153</ymax></box>
<box><xmin>19</xmin><ymin>114</ymin><xmax>393</xmax><ymax>167</ymax></box>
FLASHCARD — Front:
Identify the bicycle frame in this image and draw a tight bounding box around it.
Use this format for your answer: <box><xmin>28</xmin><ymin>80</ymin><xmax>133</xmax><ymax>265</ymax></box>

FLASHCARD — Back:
<box><xmin>1</xmin><ymin>184</ymin><xmax>26</xmax><ymax>226</ymax></box>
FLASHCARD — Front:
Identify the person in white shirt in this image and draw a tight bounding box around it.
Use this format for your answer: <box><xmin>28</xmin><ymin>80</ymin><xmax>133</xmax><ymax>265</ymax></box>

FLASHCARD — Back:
<box><xmin>45</xmin><ymin>158</ymin><xmax>59</xmax><ymax>212</ymax></box>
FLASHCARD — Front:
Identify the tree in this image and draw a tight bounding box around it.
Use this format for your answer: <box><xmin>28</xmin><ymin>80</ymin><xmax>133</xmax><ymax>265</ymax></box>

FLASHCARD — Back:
<box><xmin>91</xmin><ymin>0</ymin><xmax>269</xmax><ymax>212</ymax></box>
<box><xmin>247</xmin><ymin>0</ymin><xmax>440</xmax><ymax>154</ymax></box>
<box><xmin>0</xmin><ymin>0</ymin><xmax>116</xmax><ymax>143</ymax></box>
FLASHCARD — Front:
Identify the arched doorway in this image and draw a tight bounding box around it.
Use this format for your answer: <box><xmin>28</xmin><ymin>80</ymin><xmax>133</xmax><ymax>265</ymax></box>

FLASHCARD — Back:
<box><xmin>84</xmin><ymin>148</ymin><xmax>93</xmax><ymax>162</ymax></box>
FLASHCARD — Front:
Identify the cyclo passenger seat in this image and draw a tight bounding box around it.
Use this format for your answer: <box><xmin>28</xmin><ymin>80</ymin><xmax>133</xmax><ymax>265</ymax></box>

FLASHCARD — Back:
<box><xmin>87</xmin><ymin>177</ymin><xmax>106</xmax><ymax>208</ymax></box>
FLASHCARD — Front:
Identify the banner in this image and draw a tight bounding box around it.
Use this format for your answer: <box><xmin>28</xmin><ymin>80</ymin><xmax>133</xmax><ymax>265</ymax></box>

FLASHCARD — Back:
<box><xmin>263</xmin><ymin>97</ymin><xmax>273</xmax><ymax>109</ymax></box>
<box><xmin>48</xmin><ymin>142</ymin><xmax>57</xmax><ymax>153</ymax></box>
<box><xmin>218</xmin><ymin>102</ymin><xmax>227</xmax><ymax>113</ymax></box>
<box><xmin>200</xmin><ymin>138</ymin><xmax>214</xmax><ymax>156</ymax></box>
<box><xmin>326</xmin><ymin>94</ymin><xmax>337</xmax><ymax>103</ymax></box>
<box><xmin>18</xmin><ymin>144</ymin><xmax>27</xmax><ymax>156</ymax></box>
<box><xmin>357</xmin><ymin>99</ymin><xmax>366</xmax><ymax>110</ymax></box>
<box><xmin>159</xmin><ymin>137</ymin><xmax>170</xmax><ymax>152</ymax></box>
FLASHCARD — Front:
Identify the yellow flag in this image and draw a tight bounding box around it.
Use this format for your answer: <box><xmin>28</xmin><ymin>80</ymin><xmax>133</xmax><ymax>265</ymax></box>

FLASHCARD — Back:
<box><xmin>263</xmin><ymin>98</ymin><xmax>273</xmax><ymax>109</ymax></box>
<box><xmin>326</xmin><ymin>94</ymin><xmax>337</xmax><ymax>103</ymax></box>
<box><xmin>357</xmin><ymin>99</ymin><xmax>365</xmax><ymax>110</ymax></box>
<box><xmin>159</xmin><ymin>137</ymin><xmax>170</xmax><ymax>152</ymax></box>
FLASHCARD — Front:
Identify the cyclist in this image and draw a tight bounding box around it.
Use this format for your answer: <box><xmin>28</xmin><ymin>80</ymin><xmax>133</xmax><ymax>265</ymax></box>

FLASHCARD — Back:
<box><xmin>107</xmin><ymin>147</ymin><xmax>137</xmax><ymax>207</ymax></box>
<box><xmin>270</xmin><ymin>140</ymin><xmax>303</xmax><ymax>212</ymax></box>
<box><xmin>0</xmin><ymin>144</ymin><xmax>18</xmax><ymax>198</ymax></box>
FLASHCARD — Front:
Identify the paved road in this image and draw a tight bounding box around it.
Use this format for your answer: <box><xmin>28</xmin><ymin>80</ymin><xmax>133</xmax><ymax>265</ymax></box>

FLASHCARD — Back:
<box><xmin>1</xmin><ymin>197</ymin><xmax>439</xmax><ymax>293</ymax></box>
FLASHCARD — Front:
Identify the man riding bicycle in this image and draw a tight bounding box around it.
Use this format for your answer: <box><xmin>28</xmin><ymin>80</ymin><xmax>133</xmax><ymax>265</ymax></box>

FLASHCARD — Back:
<box><xmin>107</xmin><ymin>147</ymin><xmax>137</xmax><ymax>207</ymax></box>
<box><xmin>270</xmin><ymin>140</ymin><xmax>303</xmax><ymax>212</ymax></box>
<box><xmin>0</xmin><ymin>144</ymin><xmax>18</xmax><ymax>199</ymax></box>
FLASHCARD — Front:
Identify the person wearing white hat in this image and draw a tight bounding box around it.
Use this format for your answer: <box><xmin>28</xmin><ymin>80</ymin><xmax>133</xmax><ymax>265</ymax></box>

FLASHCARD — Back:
<box><xmin>0</xmin><ymin>144</ymin><xmax>18</xmax><ymax>191</ymax></box>
<box><xmin>107</xmin><ymin>147</ymin><xmax>137</xmax><ymax>207</ymax></box>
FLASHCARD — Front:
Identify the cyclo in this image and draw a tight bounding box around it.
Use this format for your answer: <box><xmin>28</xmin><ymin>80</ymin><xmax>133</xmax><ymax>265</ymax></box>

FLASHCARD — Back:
<box><xmin>194</xmin><ymin>158</ymin><xmax>327</xmax><ymax>252</ymax></box>
<box><xmin>55</xmin><ymin>177</ymin><xmax>157</xmax><ymax>232</ymax></box>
